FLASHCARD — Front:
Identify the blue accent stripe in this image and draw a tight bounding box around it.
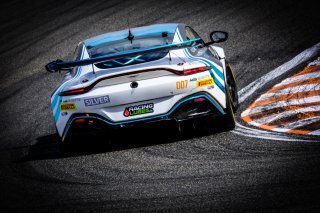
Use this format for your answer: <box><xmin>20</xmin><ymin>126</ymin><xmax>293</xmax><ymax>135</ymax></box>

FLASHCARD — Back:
<box><xmin>175</xmin><ymin>31</ymin><xmax>225</xmax><ymax>93</ymax></box>
<box><xmin>62</xmin><ymin>94</ymin><xmax>226</xmax><ymax>139</ymax></box>
<box><xmin>210</xmin><ymin>64</ymin><xmax>224</xmax><ymax>81</ymax></box>
<box><xmin>184</xmin><ymin>49</ymin><xmax>225</xmax><ymax>93</ymax></box>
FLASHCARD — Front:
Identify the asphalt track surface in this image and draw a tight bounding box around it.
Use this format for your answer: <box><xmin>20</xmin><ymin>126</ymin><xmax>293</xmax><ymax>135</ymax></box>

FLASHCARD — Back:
<box><xmin>1</xmin><ymin>0</ymin><xmax>320</xmax><ymax>212</ymax></box>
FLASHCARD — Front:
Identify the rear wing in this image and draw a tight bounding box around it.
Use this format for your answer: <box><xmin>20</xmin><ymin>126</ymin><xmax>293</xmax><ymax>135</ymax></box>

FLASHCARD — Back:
<box><xmin>45</xmin><ymin>38</ymin><xmax>202</xmax><ymax>73</ymax></box>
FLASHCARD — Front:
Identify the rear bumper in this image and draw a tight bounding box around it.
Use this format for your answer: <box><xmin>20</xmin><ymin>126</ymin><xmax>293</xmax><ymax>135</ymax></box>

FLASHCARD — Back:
<box><xmin>62</xmin><ymin>92</ymin><xmax>225</xmax><ymax>141</ymax></box>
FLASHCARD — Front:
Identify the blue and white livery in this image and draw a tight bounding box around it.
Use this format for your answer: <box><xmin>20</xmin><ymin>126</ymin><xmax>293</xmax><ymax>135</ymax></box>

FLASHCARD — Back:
<box><xmin>46</xmin><ymin>23</ymin><xmax>239</xmax><ymax>144</ymax></box>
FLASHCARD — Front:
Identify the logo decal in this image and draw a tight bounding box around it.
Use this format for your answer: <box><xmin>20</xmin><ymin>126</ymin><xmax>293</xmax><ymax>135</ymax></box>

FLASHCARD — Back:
<box><xmin>198</xmin><ymin>74</ymin><xmax>210</xmax><ymax>80</ymax></box>
<box><xmin>196</xmin><ymin>78</ymin><xmax>214</xmax><ymax>88</ymax></box>
<box><xmin>61</xmin><ymin>112</ymin><xmax>68</xmax><ymax>116</ymax></box>
<box><xmin>84</xmin><ymin>95</ymin><xmax>110</xmax><ymax>106</ymax></box>
<box><xmin>60</xmin><ymin>102</ymin><xmax>77</xmax><ymax>112</ymax></box>
<box><xmin>123</xmin><ymin>103</ymin><xmax>154</xmax><ymax>117</ymax></box>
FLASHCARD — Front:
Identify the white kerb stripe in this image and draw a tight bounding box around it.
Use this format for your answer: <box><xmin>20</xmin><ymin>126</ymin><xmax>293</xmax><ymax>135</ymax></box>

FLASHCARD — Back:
<box><xmin>279</xmin><ymin>116</ymin><xmax>320</xmax><ymax>130</ymax></box>
<box><xmin>241</xmin><ymin>95</ymin><xmax>320</xmax><ymax>117</ymax></box>
<box><xmin>309</xmin><ymin>129</ymin><xmax>320</xmax><ymax>135</ymax></box>
<box><xmin>275</xmin><ymin>71</ymin><xmax>320</xmax><ymax>86</ymax></box>
<box><xmin>248</xmin><ymin>105</ymin><xmax>320</xmax><ymax>125</ymax></box>
<box><xmin>259</xmin><ymin>84</ymin><xmax>320</xmax><ymax>100</ymax></box>
<box><xmin>239</xmin><ymin>42</ymin><xmax>320</xmax><ymax>103</ymax></box>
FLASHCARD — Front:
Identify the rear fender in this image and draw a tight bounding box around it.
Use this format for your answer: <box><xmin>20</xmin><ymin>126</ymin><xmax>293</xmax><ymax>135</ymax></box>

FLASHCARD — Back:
<box><xmin>210</xmin><ymin>46</ymin><xmax>225</xmax><ymax>59</ymax></box>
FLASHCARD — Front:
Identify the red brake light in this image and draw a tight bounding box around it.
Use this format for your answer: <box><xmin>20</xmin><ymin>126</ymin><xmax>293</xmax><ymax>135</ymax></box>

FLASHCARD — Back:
<box><xmin>182</xmin><ymin>66</ymin><xmax>211</xmax><ymax>75</ymax></box>
<box><xmin>59</xmin><ymin>88</ymin><xmax>86</xmax><ymax>96</ymax></box>
<box><xmin>194</xmin><ymin>97</ymin><xmax>206</xmax><ymax>103</ymax></box>
<box><xmin>75</xmin><ymin>118</ymin><xmax>86</xmax><ymax>123</ymax></box>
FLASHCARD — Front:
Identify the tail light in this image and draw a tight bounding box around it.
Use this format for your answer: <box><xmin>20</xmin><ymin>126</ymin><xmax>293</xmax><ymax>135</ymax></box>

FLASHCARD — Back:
<box><xmin>59</xmin><ymin>88</ymin><xmax>87</xmax><ymax>96</ymax></box>
<box><xmin>75</xmin><ymin>118</ymin><xmax>86</xmax><ymax>123</ymax></box>
<box><xmin>194</xmin><ymin>97</ymin><xmax>206</xmax><ymax>103</ymax></box>
<box><xmin>180</xmin><ymin>66</ymin><xmax>212</xmax><ymax>75</ymax></box>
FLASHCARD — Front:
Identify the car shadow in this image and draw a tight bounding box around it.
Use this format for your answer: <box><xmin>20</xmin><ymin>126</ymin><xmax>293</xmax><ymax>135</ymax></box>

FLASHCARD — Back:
<box><xmin>18</xmin><ymin>118</ymin><xmax>227</xmax><ymax>162</ymax></box>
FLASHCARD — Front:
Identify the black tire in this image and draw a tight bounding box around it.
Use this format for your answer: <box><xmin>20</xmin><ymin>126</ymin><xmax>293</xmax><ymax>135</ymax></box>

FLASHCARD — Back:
<box><xmin>226</xmin><ymin>63</ymin><xmax>239</xmax><ymax>112</ymax></box>
<box><xmin>55</xmin><ymin>127</ymin><xmax>73</xmax><ymax>154</ymax></box>
<box><xmin>222</xmin><ymin>88</ymin><xmax>236</xmax><ymax>131</ymax></box>
<box><xmin>58</xmin><ymin>136</ymin><xmax>74</xmax><ymax>155</ymax></box>
<box><xmin>221</xmin><ymin>63</ymin><xmax>237</xmax><ymax>131</ymax></box>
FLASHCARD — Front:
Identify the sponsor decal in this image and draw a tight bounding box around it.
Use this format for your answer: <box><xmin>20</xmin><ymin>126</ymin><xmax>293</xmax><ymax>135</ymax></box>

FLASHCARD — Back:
<box><xmin>196</xmin><ymin>78</ymin><xmax>214</xmax><ymax>88</ymax></box>
<box><xmin>176</xmin><ymin>80</ymin><xmax>188</xmax><ymax>90</ymax></box>
<box><xmin>198</xmin><ymin>74</ymin><xmax>210</xmax><ymax>80</ymax></box>
<box><xmin>190</xmin><ymin>75</ymin><xmax>210</xmax><ymax>82</ymax></box>
<box><xmin>207</xmin><ymin>85</ymin><xmax>215</xmax><ymax>90</ymax></box>
<box><xmin>60</xmin><ymin>102</ymin><xmax>77</xmax><ymax>112</ymax></box>
<box><xmin>63</xmin><ymin>98</ymin><xmax>81</xmax><ymax>103</ymax></box>
<box><xmin>123</xmin><ymin>103</ymin><xmax>154</xmax><ymax>117</ymax></box>
<box><xmin>61</xmin><ymin>112</ymin><xmax>68</xmax><ymax>116</ymax></box>
<box><xmin>84</xmin><ymin>95</ymin><xmax>110</xmax><ymax>107</ymax></box>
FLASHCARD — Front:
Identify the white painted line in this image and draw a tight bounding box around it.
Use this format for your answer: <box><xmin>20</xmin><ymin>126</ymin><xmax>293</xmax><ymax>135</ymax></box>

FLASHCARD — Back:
<box><xmin>239</xmin><ymin>42</ymin><xmax>320</xmax><ymax>103</ymax></box>
<box><xmin>235</xmin><ymin>122</ymin><xmax>271</xmax><ymax>133</ymax></box>
<box><xmin>234</xmin><ymin>130</ymin><xmax>313</xmax><ymax>141</ymax></box>
<box><xmin>308</xmin><ymin>57</ymin><xmax>320</xmax><ymax>66</ymax></box>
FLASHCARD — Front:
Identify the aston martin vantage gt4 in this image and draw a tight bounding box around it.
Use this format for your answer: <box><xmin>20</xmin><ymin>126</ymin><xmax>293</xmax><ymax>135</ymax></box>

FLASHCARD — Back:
<box><xmin>46</xmin><ymin>23</ymin><xmax>239</xmax><ymax>145</ymax></box>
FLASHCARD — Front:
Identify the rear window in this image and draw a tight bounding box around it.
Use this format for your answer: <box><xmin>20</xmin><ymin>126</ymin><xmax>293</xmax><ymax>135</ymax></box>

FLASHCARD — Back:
<box><xmin>87</xmin><ymin>33</ymin><xmax>174</xmax><ymax>69</ymax></box>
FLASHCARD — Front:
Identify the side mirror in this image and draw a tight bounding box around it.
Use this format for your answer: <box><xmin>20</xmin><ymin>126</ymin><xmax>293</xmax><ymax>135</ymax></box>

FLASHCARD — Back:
<box><xmin>204</xmin><ymin>31</ymin><xmax>228</xmax><ymax>46</ymax></box>
<box><xmin>210</xmin><ymin>31</ymin><xmax>228</xmax><ymax>43</ymax></box>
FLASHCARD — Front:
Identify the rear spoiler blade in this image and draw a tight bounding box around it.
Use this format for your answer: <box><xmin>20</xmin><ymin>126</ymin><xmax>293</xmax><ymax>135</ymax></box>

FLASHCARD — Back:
<box><xmin>45</xmin><ymin>38</ymin><xmax>202</xmax><ymax>73</ymax></box>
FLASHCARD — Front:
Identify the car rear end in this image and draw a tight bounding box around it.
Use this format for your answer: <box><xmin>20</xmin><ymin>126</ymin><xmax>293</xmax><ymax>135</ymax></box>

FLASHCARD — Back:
<box><xmin>50</xmin><ymin>24</ymin><xmax>227</xmax><ymax>142</ymax></box>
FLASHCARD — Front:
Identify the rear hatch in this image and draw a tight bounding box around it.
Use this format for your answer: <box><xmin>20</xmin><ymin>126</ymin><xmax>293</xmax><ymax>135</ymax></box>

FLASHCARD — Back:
<box><xmin>94</xmin><ymin>69</ymin><xmax>171</xmax><ymax>87</ymax></box>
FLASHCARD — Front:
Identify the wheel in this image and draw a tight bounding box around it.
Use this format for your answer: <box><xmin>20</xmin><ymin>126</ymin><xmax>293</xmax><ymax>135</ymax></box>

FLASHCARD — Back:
<box><xmin>55</xmin><ymin>127</ymin><xmax>73</xmax><ymax>154</ymax></box>
<box><xmin>220</xmin><ymin>63</ymin><xmax>237</xmax><ymax>131</ymax></box>
<box><xmin>221</xmin><ymin>87</ymin><xmax>236</xmax><ymax>131</ymax></box>
<box><xmin>58</xmin><ymin>134</ymin><xmax>74</xmax><ymax>154</ymax></box>
<box><xmin>226</xmin><ymin>63</ymin><xmax>239</xmax><ymax>112</ymax></box>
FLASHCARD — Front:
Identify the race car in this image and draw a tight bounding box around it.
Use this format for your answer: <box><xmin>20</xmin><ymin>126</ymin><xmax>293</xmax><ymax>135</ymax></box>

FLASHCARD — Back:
<box><xmin>46</xmin><ymin>23</ymin><xmax>239</xmax><ymax>146</ymax></box>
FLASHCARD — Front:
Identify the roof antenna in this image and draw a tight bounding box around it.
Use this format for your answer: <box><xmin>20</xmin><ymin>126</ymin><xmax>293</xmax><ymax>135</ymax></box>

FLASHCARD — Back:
<box><xmin>127</xmin><ymin>19</ymin><xmax>134</xmax><ymax>44</ymax></box>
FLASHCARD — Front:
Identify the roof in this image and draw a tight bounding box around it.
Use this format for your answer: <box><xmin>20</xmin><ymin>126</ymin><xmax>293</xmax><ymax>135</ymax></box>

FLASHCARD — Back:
<box><xmin>84</xmin><ymin>23</ymin><xmax>180</xmax><ymax>48</ymax></box>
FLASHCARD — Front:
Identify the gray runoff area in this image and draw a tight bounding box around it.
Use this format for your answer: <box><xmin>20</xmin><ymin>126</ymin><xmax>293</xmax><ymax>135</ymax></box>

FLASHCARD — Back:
<box><xmin>0</xmin><ymin>0</ymin><xmax>320</xmax><ymax>212</ymax></box>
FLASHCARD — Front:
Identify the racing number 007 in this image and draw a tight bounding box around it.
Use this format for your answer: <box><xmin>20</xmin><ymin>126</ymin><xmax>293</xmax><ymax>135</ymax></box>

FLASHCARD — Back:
<box><xmin>176</xmin><ymin>80</ymin><xmax>188</xmax><ymax>90</ymax></box>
